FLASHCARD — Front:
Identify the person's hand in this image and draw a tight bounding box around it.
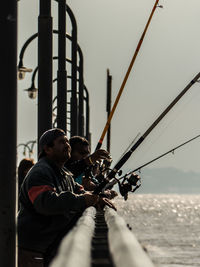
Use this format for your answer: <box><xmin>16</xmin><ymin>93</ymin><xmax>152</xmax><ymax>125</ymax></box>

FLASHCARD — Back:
<box><xmin>100</xmin><ymin>189</ymin><xmax>118</xmax><ymax>199</ymax></box>
<box><xmin>96</xmin><ymin>197</ymin><xmax>117</xmax><ymax>211</ymax></box>
<box><xmin>83</xmin><ymin>192</ymin><xmax>99</xmax><ymax>207</ymax></box>
<box><xmin>82</xmin><ymin>177</ymin><xmax>97</xmax><ymax>191</ymax></box>
<box><xmin>83</xmin><ymin>192</ymin><xmax>117</xmax><ymax>211</ymax></box>
<box><xmin>107</xmin><ymin>189</ymin><xmax>118</xmax><ymax>199</ymax></box>
<box><xmin>87</xmin><ymin>149</ymin><xmax>112</xmax><ymax>165</ymax></box>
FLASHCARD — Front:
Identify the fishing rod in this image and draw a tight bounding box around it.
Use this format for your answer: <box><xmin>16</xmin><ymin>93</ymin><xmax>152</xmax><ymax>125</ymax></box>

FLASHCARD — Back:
<box><xmin>93</xmin><ymin>72</ymin><xmax>200</xmax><ymax>194</ymax></box>
<box><xmin>117</xmin><ymin>133</ymin><xmax>141</xmax><ymax>162</ymax></box>
<box><xmin>106</xmin><ymin>72</ymin><xmax>200</xmax><ymax>179</ymax></box>
<box><xmin>95</xmin><ymin>0</ymin><xmax>162</xmax><ymax>150</ymax></box>
<box><xmin>127</xmin><ymin>133</ymin><xmax>200</xmax><ymax>174</ymax></box>
<box><xmin>104</xmin><ymin>133</ymin><xmax>200</xmax><ymax>196</ymax></box>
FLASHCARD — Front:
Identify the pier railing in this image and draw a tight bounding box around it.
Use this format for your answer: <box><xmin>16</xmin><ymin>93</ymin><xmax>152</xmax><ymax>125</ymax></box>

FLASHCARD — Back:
<box><xmin>50</xmin><ymin>207</ymin><xmax>155</xmax><ymax>267</ymax></box>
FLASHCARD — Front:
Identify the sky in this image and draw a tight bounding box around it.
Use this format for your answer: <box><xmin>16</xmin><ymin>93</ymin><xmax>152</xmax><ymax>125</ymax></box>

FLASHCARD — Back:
<box><xmin>17</xmin><ymin>0</ymin><xmax>200</xmax><ymax>180</ymax></box>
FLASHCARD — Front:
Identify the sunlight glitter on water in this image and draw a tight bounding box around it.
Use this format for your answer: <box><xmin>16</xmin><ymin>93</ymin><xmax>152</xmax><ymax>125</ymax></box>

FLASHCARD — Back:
<box><xmin>114</xmin><ymin>194</ymin><xmax>200</xmax><ymax>267</ymax></box>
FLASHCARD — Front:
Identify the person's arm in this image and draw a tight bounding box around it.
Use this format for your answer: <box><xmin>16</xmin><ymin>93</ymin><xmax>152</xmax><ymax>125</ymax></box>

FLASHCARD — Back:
<box><xmin>66</xmin><ymin>149</ymin><xmax>112</xmax><ymax>177</ymax></box>
<box><xmin>25</xmin><ymin>171</ymin><xmax>86</xmax><ymax>215</ymax></box>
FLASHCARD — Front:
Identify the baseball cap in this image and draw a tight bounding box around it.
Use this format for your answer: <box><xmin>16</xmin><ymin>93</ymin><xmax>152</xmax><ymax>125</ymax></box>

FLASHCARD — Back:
<box><xmin>38</xmin><ymin>128</ymin><xmax>66</xmax><ymax>159</ymax></box>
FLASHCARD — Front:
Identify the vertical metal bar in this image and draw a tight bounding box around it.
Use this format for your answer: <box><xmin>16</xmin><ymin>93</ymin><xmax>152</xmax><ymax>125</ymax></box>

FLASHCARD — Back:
<box><xmin>0</xmin><ymin>1</ymin><xmax>17</xmax><ymax>266</ymax></box>
<box><xmin>38</xmin><ymin>0</ymin><xmax>52</xmax><ymax>141</ymax></box>
<box><xmin>57</xmin><ymin>0</ymin><xmax>67</xmax><ymax>132</ymax></box>
<box><xmin>67</xmin><ymin>6</ymin><xmax>78</xmax><ymax>136</ymax></box>
<box><xmin>78</xmin><ymin>50</ymin><xmax>84</xmax><ymax>136</ymax></box>
<box><xmin>106</xmin><ymin>69</ymin><xmax>112</xmax><ymax>153</ymax></box>
<box><xmin>84</xmin><ymin>86</ymin><xmax>90</xmax><ymax>141</ymax></box>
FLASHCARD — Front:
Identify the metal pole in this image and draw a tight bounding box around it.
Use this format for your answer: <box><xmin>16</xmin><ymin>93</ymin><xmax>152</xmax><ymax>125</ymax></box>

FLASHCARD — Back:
<box><xmin>57</xmin><ymin>0</ymin><xmax>67</xmax><ymax>132</ymax></box>
<box><xmin>106</xmin><ymin>69</ymin><xmax>112</xmax><ymax>152</ymax></box>
<box><xmin>78</xmin><ymin>49</ymin><xmax>84</xmax><ymax>136</ymax></box>
<box><xmin>84</xmin><ymin>86</ymin><xmax>90</xmax><ymax>140</ymax></box>
<box><xmin>67</xmin><ymin>5</ymin><xmax>78</xmax><ymax>136</ymax></box>
<box><xmin>0</xmin><ymin>1</ymin><xmax>17</xmax><ymax>266</ymax></box>
<box><xmin>38</xmin><ymin>0</ymin><xmax>52</xmax><ymax>142</ymax></box>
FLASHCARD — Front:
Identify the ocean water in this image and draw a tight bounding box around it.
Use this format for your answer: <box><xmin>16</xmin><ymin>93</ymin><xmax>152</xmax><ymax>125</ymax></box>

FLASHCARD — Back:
<box><xmin>114</xmin><ymin>194</ymin><xmax>200</xmax><ymax>267</ymax></box>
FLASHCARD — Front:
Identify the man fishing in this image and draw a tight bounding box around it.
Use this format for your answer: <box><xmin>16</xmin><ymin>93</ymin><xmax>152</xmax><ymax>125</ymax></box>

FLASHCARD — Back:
<box><xmin>65</xmin><ymin>136</ymin><xmax>118</xmax><ymax>198</ymax></box>
<box><xmin>17</xmin><ymin>128</ymin><xmax>116</xmax><ymax>267</ymax></box>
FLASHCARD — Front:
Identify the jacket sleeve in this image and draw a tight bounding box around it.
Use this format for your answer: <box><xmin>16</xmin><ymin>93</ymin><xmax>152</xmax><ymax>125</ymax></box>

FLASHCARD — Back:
<box><xmin>25</xmin><ymin>170</ymin><xmax>86</xmax><ymax>216</ymax></box>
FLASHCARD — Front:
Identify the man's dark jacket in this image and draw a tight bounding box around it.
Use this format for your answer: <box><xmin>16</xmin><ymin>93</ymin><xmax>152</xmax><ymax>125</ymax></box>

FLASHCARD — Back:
<box><xmin>18</xmin><ymin>157</ymin><xmax>86</xmax><ymax>254</ymax></box>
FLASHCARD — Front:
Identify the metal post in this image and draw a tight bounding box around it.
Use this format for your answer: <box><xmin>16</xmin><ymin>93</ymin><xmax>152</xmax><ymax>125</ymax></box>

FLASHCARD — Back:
<box><xmin>78</xmin><ymin>49</ymin><xmax>84</xmax><ymax>136</ymax></box>
<box><xmin>84</xmin><ymin>86</ymin><xmax>90</xmax><ymax>141</ymax></box>
<box><xmin>106</xmin><ymin>69</ymin><xmax>112</xmax><ymax>152</ymax></box>
<box><xmin>0</xmin><ymin>1</ymin><xmax>17</xmax><ymax>266</ymax></box>
<box><xmin>57</xmin><ymin>0</ymin><xmax>67</xmax><ymax>132</ymax></box>
<box><xmin>38</xmin><ymin>0</ymin><xmax>52</xmax><ymax>142</ymax></box>
<box><xmin>67</xmin><ymin>6</ymin><xmax>78</xmax><ymax>136</ymax></box>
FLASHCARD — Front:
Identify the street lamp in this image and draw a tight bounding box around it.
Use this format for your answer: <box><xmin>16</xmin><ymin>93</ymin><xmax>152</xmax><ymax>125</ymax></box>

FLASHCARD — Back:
<box><xmin>18</xmin><ymin>66</ymin><xmax>33</xmax><ymax>80</ymax></box>
<box><xmin>18</xmin><ymin>3</ymin><xmax>88</xmax><ymax>137</ymax></box>
<box><xmin>24</xmin><ymin>56</ymin><xmax>72</xmax><ymax>99</ymax></box>
<box><xmin>23</xmin><ymin>66</ymin><xmax>38</xmax><ymax>99</ymax></box>
<box><xmin>24</xmin><ymin>86</ymin><xmax>38</xmax><ymax>99</ymax></box>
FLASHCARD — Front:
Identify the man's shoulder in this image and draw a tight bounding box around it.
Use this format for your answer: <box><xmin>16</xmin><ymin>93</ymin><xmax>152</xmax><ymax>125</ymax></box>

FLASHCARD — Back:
<box><xmin>27</xmin><ymin>158</ymin><xmax>56</xmax><ymax>179</ymax></box>
<box><xmin>23</xmin><ymin>158</ymin><xmax>57</xmax><ymax>187</ymax></box>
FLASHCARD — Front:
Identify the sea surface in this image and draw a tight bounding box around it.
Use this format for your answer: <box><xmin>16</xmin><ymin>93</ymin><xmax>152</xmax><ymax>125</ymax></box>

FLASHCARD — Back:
<box><xmin>114</xmin><ymin>194</ymin><xmax>200</xmax><ymax>267</ymax></box>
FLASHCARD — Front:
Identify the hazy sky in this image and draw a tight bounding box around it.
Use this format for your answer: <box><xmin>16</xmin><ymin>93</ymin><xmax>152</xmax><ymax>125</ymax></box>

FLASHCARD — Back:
<box><xmin>18</xmin><ymin>0</ymin><xmax>200</xmax><ymax>176</ymax></box>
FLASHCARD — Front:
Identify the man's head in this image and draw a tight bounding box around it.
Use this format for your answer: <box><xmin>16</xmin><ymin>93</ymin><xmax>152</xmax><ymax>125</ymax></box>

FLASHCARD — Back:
<box><xmin>69</xmin><ymin>136</ymin><xmax>90</xmax><ymax>161</ymax></box>
<box><xmin>39</xmin><ymin>128</ymin><xmax>71</xmax><ymax>164</ymax></box>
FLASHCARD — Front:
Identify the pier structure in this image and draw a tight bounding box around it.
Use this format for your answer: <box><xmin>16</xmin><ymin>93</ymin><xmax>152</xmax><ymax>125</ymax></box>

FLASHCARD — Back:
<box><xmin>0</xmin><ymin>1</ymin><xmax>113</xmax><ymax>266</ymax></box>
<box><xmin>18</xmin><ymin>1</ymin><xmax>91</xmax><ymax>143</ymax></box>
<box><xmin>50</xmin><ymin>207</ymin><xmax>155</xmax><ymax>267</ymax></box>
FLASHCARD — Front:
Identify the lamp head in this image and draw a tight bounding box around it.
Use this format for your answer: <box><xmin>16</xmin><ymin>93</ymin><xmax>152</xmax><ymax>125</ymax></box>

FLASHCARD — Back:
<box><xmin>18</xmin><ymin>66</ymin><xmax>33</xmax><ymax>80</ymax></box>
<box><xmin>24</xmin><ymin>86</ymin><xmax>38</xmax><ymax>99</ymax></box>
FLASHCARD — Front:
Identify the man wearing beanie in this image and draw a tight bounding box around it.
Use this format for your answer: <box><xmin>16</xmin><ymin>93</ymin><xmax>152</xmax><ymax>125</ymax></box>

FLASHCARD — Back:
<box><xmin>18</xmin><ymin>128</ymin><xmax>116</xmax><ymax>267</ymax></box>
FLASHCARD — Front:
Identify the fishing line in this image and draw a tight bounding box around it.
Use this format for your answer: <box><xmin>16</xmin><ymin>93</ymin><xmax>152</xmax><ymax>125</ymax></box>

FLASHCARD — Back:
<box><xmin>95</xmin><ymin>0</ymin><xmax>162</xmax><ymax>150</ymax></box>
<box><xmin>115</xmin><ymin>132</ymin><xmax>141</xmax><ymax>164</ymax></box>
<box><xmin>93</xmin><ymin>73</ymin><xmax>200</xmax><ymax>195</ymax></box>
<box><xmin>124</xmin><ymin>133</ymin><xmax>200</xmax><ymax>176</ymax></box>
<box><xmin>103</xmin><ymin>133</ymin><xmax>200</xmax><ymax>194</ymax></box>
<box><xmin>124</xmin><ymin>78</ymin><xmax>200</xmax><ymax>168</ymax></box>
<box><xmin>105</xmin><ymin>72</ymin><xmax>200</xmax><ymax>180</ymax></box>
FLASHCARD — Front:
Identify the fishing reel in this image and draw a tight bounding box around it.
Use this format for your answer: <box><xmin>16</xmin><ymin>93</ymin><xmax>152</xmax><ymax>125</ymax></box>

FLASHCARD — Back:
<box><xmin>118</xmin><ymin>172</ymin><xmax>141</xmax><ymax>200</ymax></box>
<box><xmin>84</xmin><ymin>156</ymin><xmax>113</xmax><ymax>187</ymax></box>
<box><xmin>92</xmin><ymin>156</ymin><xmax>113</xmax><ymax>183</ymax></box>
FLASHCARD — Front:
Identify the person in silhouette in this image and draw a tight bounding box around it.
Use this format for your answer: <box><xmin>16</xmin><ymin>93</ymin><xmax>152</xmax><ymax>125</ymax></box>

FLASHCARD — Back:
<box><xmin>18</xmin><ymin>128</ymin><xmax>116</xmax><ymax>267</ymax></box>
<box><xmin>66</xmin><ymin>136</ymin><xmax>118</xmax><ymax>198</ymax></box>
<box><xmin>18</xmin><ymin>158</ymin><xmax>34</xmax><ymax>194</ymax></box>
